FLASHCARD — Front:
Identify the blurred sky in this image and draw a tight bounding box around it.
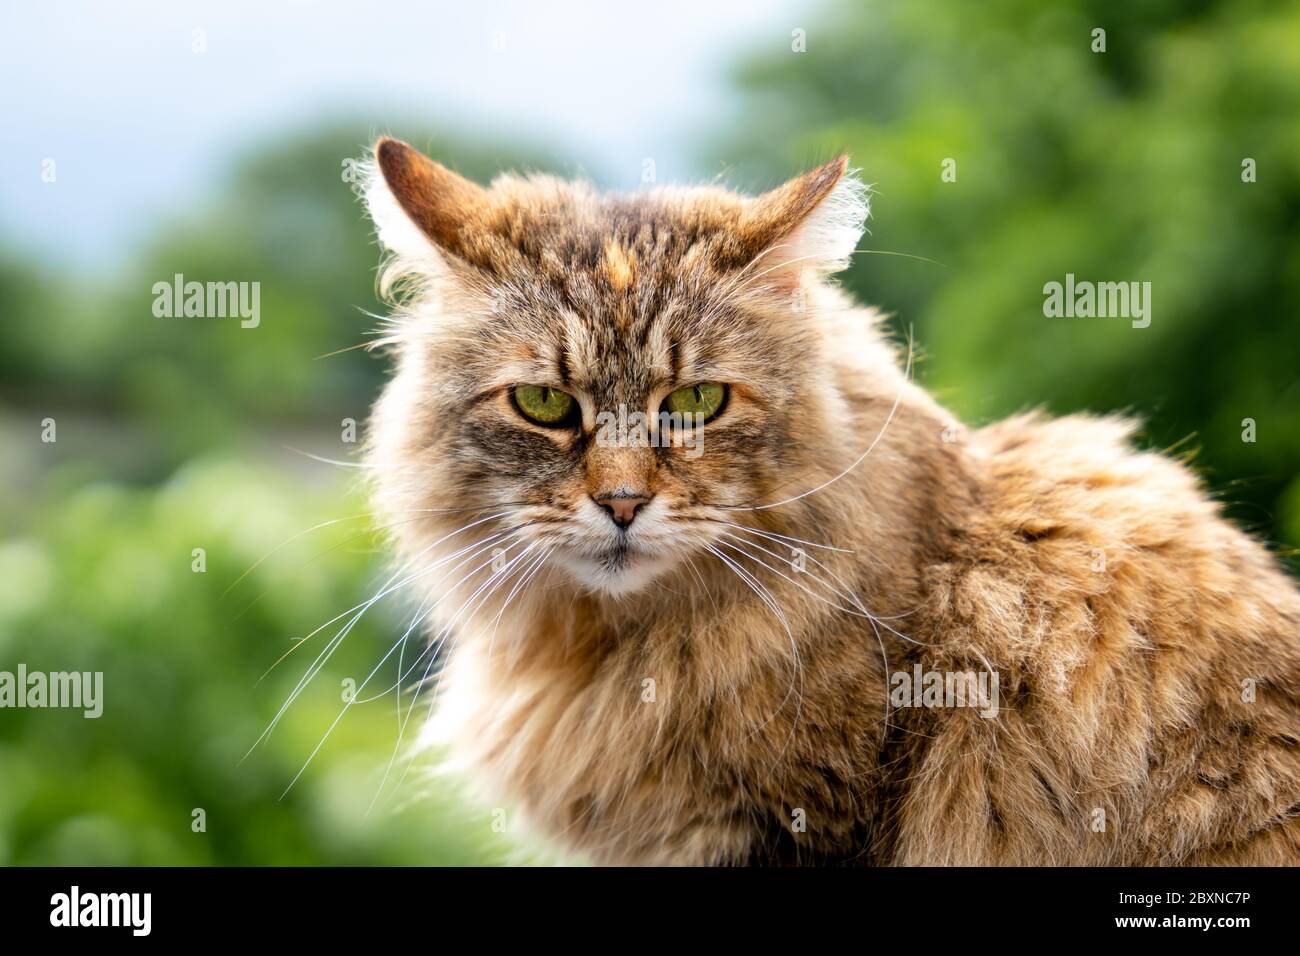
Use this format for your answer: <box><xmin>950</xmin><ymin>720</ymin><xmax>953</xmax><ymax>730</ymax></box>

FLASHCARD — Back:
<box><xmin>0</xmin><ymin>0</ymin><xmax>811</xmax><ymax>269</ymax></box>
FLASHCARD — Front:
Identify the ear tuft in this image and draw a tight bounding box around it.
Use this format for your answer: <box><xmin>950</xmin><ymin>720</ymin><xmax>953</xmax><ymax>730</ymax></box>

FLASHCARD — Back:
<box><xmin>360</xmin><ymin>137</ymin><xmax>489</xmax><ymax>264</ymax></box>
<box><xmin>742</xmin><ymin>156</ymin><xmax>869</xmax><ymax>277</ymax></box>
<box><xmin>358</xmin><ymin>142</ymin><xmax>434</xmax><ymax>263</ymax></box>
<box><xmin>793</xmin><ymin>163</ymin><xmax>869</xmax><ymax>274</ymax></box>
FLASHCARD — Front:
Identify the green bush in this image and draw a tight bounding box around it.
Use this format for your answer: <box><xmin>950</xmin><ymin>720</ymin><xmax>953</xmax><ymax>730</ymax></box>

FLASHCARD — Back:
<box><xmin>0</xmin><ymin>458</ymin><xmax>538</xmax><ymax>864</ymax></box>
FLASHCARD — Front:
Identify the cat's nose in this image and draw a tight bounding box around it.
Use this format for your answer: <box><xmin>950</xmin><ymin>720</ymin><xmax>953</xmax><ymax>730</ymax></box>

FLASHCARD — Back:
<box><xmin>593</xmin><ymin>494</ymin><xmax>651</xmax><ymax>529</ymax></box>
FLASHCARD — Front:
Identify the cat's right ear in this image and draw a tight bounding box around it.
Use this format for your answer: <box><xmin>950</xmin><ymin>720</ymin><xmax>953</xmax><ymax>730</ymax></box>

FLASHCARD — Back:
<box><xmin>738</xmin><ymin>156</ymin><xmax>869</xmax><ymax>281</ymax></box>
<box><xmin>362</xmin><ymin>137</ymin><xmax>488</xmax><ymax>265</ymax></box>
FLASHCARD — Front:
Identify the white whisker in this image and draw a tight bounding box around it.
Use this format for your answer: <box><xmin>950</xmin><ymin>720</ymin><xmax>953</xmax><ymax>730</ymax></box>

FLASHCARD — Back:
<box><xmin>704</xmin><ymin>544</ymin><xmax>804</xmax><ymax>765</ymax></box>
<box><xmin>246</xmin><ymin>511</ymin><xmax>522</xmax><ymax>761</ymax></box>
<box><xmin>729</xmin><ymin>330</ymin><xmax>914</xmax><ymax>512</ymax></box>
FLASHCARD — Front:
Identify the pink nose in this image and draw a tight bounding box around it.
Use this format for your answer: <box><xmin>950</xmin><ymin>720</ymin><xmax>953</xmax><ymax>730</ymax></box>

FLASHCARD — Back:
<box><xmin>593</xmin><ymin>494</ymin><xmax>651</xmax><ymax>528</ymax></box>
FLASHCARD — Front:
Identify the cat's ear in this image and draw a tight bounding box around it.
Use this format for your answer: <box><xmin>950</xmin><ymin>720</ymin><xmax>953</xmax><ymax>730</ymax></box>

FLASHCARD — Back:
<box><xmin>363</xmin><ymin>137</ymin><xmax>489</xmax><ymax>264</ymax></box>
<box><xmin>740</xmin><ymin>156</ymin><xmax>868</xmax><ymax>280</ymax></box>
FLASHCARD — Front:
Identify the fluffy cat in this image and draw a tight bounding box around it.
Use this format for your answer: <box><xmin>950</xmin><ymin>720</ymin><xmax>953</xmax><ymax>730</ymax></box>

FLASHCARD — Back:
<box><xmin>359</xmin><ymin>137</ymin><xmax>1300</xmax><ymax>865</ymax></box>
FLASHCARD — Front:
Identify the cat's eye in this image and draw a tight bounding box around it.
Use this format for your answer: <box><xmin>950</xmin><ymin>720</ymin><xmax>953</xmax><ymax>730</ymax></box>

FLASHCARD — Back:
<box><xmin>513</xmin><ymin>384</ymin><xmax>578</xmax><ymax>427</ymax></box>
<box><xmin>662</xmin><ymin>382</ymin><xmax>727</xmax><ymax>424</ymax></box>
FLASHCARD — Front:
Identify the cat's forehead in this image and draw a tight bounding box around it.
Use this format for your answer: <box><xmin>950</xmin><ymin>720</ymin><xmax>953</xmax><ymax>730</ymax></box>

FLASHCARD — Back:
<box><xmin>480</xmin><ymin>178</ymin><xmax>756</xmax><ymax>281</ymax></box>
<box><xmin>475</xmin><ymin>184</ymin><xmax>756</xmax><ymax>381</ymax></box>
<box><xmin>488</xmin><ymin>250</ymin><xmax>729</xmax><ymax>396</ymax></box>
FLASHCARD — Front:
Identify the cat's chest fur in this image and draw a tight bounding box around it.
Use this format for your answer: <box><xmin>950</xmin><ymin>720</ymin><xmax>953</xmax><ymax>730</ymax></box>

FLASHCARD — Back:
<box><xmin>427</xmin><ymin>588</ymin><xmax>898</xmax><ymax>865</ymax></box>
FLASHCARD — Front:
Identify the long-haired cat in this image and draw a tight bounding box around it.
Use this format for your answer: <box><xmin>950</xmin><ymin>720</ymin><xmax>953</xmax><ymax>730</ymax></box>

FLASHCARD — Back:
<box><xmin>359</xmin><ymin>137</ymin><xmax>1300</xmax><ymax>865</ymax></box>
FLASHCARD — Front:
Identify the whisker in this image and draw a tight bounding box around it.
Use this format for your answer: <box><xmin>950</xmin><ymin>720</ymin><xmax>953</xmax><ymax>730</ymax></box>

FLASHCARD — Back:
<box><xmin>231</xmin><ymin>511</ymin><xmax>501</xmax><ymax>624</ymax></box>
<box><xmin>725</xmin><ymin>329</ymin><xmax>915</xmax><ymax>512</ymax></box>
<box><xmin>281</xmin><ymin>446</ymin><xmax>370</xmax><ymax>469</ymax></box>
<box><xmin>722</xmin><ymin>531</ymin><xmax>896</xmax><ymax>729</ymax></box>
<box><xmin>852</xmin><ymin>248</ymin><xmax>947</xmax><ymax>268</ymax></box>
<box><xmin>384</xmin><ymin>539</ymin><xmax>536</xmax><ymax>697</ymax></box>
<box><xmin>223</xmin><ymin>511</ymin><xmax>375</xmax><ymax>598</ymax></box>
<box><xmin>366</xmin><ymin>542</ymin><xmax>537</xmax><ymax>814</ymax></box>
<box><xmin>283</xmin><ymin>540</ymin><xmax>538</xmax><ymax>800</ymax></box>
<box><xmin>722</xmin><ymin>525</ymin><xmax>931</xmax><ymax>647</ymax></box>
<box><xmin>705</xmin><ymin>519</ymin><xmax>854</xmax><ymax>554</ymax></box>
<box><xmin>716</xmin><ymin>529</ymin><xmax>928</xmax><ymax>731</ymax></box>
<box><xmin>246</xmin><ymin>511</ymin><xmax>523</xmax><ymax>758</ymax></box>
<box><xmin>224</xmin><ymin>502</ymin><xmax>530</xmax><ymax>599</ymax></box>
<box><xmin>703</xmin><ymin>544</ymin><xmax>804</xmax><ymax>762</ymax></box>
<box><xmin>254</xmin><ymin>515</ymin><xmax>519</xmax><ymax>685</ymax></box>
<box><xmin>378</xmin><ymin>542</ymin><xmax>544</xmax><ymax>806</ymax></box>
<box><xmin>485</xmin><ymin>546</ymin><xmax>552</xmax><ymax>659</ymax></box>
<box><xmin>312</xmin><ymin>335</ymin><xmax>400</xmax><ymax>360</ymax></box>
<box><xmin>348</xmin><ymin>580</ymin><xmax>448</xmax><ymax>707</ymax></box>
<box><xmin>416</xmin><ymin>542</ymin><xmax>541</xmax><ymax>706</ymax></box>
<box><xmin>684</xmin><ymin>554</ymin><xmax>721</xmax><ymax>618</ymax></box>
<box><xmin>716</xmin><ymin>534</ymin><xmax>865</xmax><ymax>618</ymax></box>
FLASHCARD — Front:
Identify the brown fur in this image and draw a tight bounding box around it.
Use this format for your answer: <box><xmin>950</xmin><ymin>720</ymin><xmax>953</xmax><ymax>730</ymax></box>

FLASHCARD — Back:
<box><xmin>361</xmin><ymin>139</ymin><xmax>1300</xmax><ymax>865</ymax></box>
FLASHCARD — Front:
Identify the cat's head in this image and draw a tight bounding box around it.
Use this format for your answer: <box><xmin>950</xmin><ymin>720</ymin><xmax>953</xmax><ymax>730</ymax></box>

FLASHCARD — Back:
<box><xmin>362</xmin><ymin>138</ymin><xmax>871</xmax><ymax>597</ymax></box>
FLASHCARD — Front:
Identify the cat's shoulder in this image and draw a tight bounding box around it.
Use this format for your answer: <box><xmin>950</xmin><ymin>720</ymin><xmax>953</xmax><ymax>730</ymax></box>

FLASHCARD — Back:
<box><xmin>971</xmin><ymin>410</ymin><xmax>1214</xmax><ymax>537</ymax></box>
<box><xmin>929</xmin><ymin>409</ymin><xmax>1298</xmax><ymax>667</ymax></box>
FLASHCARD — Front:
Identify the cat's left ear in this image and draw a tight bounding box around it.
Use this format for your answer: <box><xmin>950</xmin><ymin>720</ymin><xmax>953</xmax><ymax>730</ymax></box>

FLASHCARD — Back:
<box><xmin>362</xmin><ymin>137</ymin><xmax>489</xmax><ymax>266</ymax></box>
<box><xmin>739</xmin><ymin>156</ymin><xmax>868</xmax><ymax>280</ymax></box>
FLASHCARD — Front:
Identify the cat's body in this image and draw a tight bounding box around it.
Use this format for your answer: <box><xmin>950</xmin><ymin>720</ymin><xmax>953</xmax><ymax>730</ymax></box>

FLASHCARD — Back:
<box><xmin>361</xmin><ymin>139</ymin><xmax>1300</xmax><ymax>865</ymax></box>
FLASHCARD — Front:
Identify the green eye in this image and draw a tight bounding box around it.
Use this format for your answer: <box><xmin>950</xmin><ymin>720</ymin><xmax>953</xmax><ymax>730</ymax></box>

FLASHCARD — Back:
<box><xmin>513</xmin><ymin>384</ymin><xmax>577</xmax><ymax>426</ymax></box>
<box><xmin>662</xmin><ymin>382</ymin><xmax>726</xmax><ymax>423</ymax></box>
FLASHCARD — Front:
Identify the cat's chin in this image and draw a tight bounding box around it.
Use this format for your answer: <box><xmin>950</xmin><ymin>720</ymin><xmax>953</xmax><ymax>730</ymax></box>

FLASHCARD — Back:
<box><xmin>561</xmin><ymin>545</ymin><xmax>676</xmax><ymax>598</ymax></box>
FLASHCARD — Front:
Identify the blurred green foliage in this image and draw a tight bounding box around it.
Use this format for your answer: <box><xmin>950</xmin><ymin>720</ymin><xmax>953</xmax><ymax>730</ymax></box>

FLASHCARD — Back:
<box><xmin>1</xmin><ymin>125</ymin><xmax>563</xmax><ymax>477</ymax></box>
<box><xmin>1</xmin><ymin>1</ymin><xmax>1298</xmax><ymax>865</ymax></box>
<box><xmin>0</xmin><ymin>462</ymin><xmax>538</xmax><ymax>864</ymax></box>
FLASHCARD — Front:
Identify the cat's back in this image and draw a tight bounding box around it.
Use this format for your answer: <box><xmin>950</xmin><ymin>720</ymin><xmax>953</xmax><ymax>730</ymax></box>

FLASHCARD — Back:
<box><xmin>967</xmin><ymin>411</ymin><xmax>1300</xmax><ymax>635</ymax></box>
<box><xmin>899</xmin><ymin>411</ymin><xmax>1300</xmax><ymax>864</ymax></box>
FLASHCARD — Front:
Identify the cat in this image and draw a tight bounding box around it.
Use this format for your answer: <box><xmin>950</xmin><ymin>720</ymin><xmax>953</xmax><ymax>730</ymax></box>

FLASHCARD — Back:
<box><xmin>359</xmin><ymin>137</ymin><xmax>1300</xmax><ymax>865</ymax></box>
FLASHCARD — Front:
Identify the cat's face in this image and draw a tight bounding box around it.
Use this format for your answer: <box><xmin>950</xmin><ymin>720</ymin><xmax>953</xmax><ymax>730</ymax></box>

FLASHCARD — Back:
<box><xmin>364</xmin><ymin>139</ymin><xmax>867</xmax><ymax>596</ymax></box>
